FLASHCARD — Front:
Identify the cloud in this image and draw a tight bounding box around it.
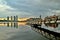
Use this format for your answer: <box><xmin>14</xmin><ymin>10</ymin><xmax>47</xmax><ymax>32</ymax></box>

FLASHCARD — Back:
<box><xmin>50</xmin><ymin>10</ymin><xmax>60</xmax><ymax>15</ymax></box>
<box><xmin>0</xmin><ymin>0</ymin><xmax>15</xmax><ymax>11</ymax></box>
<box><xmin>0</xmin><ymin>0</ymin><xmax>19</xmax><ymax>17</ymax></box>
<box><xmin>0</xmin><ymin>0</ymin><xmax>60</xmax><ymax>17</ymax></box>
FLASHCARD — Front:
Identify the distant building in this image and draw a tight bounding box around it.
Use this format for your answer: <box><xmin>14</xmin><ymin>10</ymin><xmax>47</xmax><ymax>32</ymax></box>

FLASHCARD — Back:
<box><xmin>27</xmin><ymin>18</ymin><xmax>42</xmax><ymax>25</ymax></box>
<box><xmin>40</xmin><ymin>15</ymin><xmax>41</xmax><ymax>19</ymax></box>
<box><xmin>14</xmin><ymin>16</ymin><xmax>16</xmax><ymax>21</ymax></box>
<box><xmin>58</xmin><ymin>15</ymin><xmax>60</xmax><ymax>20</ymax></box>
<box><xmin>50</xmin><ymin>15</ymin><xmax>58</xmax><ymax>21</ymax></box>
<box><xmin>11</xmin><ymin>16</ymin><xmax>13</xmax><ymax>21</ymax></box>
<box><xmin>44</xmin><ymin>15</ymin><xmax>58</xmax><ymax>22</ymax></box>
<box><xmin>16</xmin><ymin>15</ymin><xmax>18</xmax><ymax>21</ymax></box>
<box><xmin>7</xmin><ymin>16</ymin><xmax>9</xmax><ymax>21</ymax></box>
<box><xmin>14</xmin><ymin>15</ymin><xmax>18</xmax><ymax>22</ymax></box>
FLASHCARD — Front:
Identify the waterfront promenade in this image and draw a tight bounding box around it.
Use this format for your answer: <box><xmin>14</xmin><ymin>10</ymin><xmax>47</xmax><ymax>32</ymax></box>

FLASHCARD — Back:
<box><xmin>26</xmin><ymin>15</ymin><xmax>60</xmax><ymax>40</ymax></box>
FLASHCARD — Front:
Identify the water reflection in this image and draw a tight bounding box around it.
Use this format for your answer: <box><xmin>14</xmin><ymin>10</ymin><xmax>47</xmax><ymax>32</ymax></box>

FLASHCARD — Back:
<box><xmin>0</xmin><ymin>22</ymin><xmax>49</xmax><ymax>40</ymax></box>
<box><xmin>45</xmin><ymin>23</ymin><xmax>58</xmax><ymax>28</ymax></box>
<box><xmin>7</xmin><ymin>22</ymin><xmax>18</xmax><ymax>28</ymax></box>
<box><xmin>0</xmin><ymin>22</ymin><xmax>58</xmax><ymax>40</ymax></box>
<box><xmin>30</xmin><ymin>23</ymin><xmax>60</xmax><ymax>40</ymax></box>
<box><xmin>0</xmin><ymin>22</ymin><xmax>27</xmax><ymax>28</ymax></box>
<box><xmin>0</xmin><ymin>22</ymin><xmax>59</xmax><ymax>40</ymax></box>
<box><xmin>0</xmin><ymin>22</ymin><xmax>59</xmax><ymax>29</ymax></box>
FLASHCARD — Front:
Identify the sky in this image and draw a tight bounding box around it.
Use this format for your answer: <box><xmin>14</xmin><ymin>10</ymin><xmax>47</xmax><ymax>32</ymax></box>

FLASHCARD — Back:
<box><xmin>0</xmin><ymin>0</ymin><xmax>60</xmax><ymax>18</ymax></box>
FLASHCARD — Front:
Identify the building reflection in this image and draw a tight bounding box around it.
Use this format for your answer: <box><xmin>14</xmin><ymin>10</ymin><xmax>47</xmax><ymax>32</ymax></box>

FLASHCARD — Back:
<box><xmin>14</xmin><ymin>22</ymin><xmax>18</xmax><ymax>28</ymax></box>
<box><xmin>0</xmin><ymin>22</ymin><xmax>59</xmax><ymax>28</ymax></box>
<box><xmin>11</xmin><ymin>22</ymin><xmax>13</xmax><ymax>27</ymax></box>
<box><xmin>45</xmin><ymin>23</ymin><xmax>58</xmax><ymax>28</ymax></box>
<box><xmin>7</xmin><ymin>22</ymin><xmax>9</xmax><ymax>27</ymax></box>
<box><xmin>7</xmin><ymin>22</ymin><xmax>18</xmax><ymax>28</ymax></box>
<box><xmin>0</xmin><ymin>22</ymin><xmax>26</xmax><ymax>28</ymax></box>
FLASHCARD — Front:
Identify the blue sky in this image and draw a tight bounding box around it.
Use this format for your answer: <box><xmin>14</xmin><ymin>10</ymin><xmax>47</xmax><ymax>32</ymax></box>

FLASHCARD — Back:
<box><xmin>0</xmin><ymin>0</ymin><xmax>60</xmax><ymax>18</ymax></box>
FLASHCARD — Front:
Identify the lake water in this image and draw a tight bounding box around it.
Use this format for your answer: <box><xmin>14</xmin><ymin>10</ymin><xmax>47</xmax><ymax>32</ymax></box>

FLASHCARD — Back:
<box><xmin>0</xmin><ymin>22</ymin><xmax>48</xmax><ymax>40</ymax></box>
